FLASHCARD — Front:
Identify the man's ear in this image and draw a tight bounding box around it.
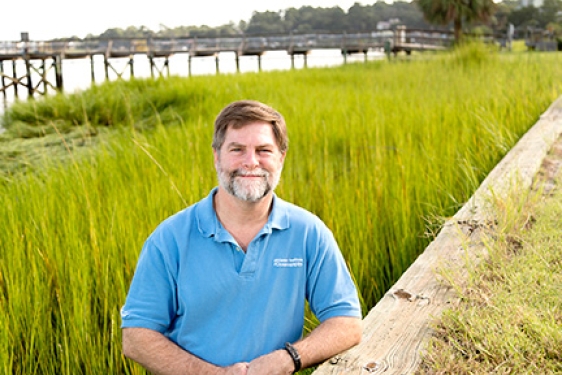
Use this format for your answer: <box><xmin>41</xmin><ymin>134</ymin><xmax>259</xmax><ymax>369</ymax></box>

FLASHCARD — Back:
<box><xmin>213</xmin><ymin>148</ymin><xmax>219</xmax><ymax>165</ymax></box>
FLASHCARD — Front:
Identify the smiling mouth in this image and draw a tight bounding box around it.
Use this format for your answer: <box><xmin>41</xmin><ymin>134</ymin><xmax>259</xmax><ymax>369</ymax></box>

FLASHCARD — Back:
<box><xmin>233</xmin><ymin>170</ymin><xmax>268</xmax><ymax>178</ymax></box>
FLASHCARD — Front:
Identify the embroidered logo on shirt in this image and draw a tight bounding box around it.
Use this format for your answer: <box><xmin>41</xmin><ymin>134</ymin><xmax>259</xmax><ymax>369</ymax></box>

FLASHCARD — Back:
<box><xmin>273</xmin><ymin>258</ymin><xmax>303</xmax><ymax>267</ymax></box>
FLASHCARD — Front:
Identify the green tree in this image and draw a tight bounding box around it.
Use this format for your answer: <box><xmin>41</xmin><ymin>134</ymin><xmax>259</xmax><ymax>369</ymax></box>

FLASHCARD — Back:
<box><xmin>370</xmin><ymin>0</ymin><xmax>431</xmax><ymax>29</ymax></box>
<box><xmin>415</xmin><ymin>0</ymin><xmax>496</xmax><ymax>42</ymax></box>
<box><xmin>507</xmin><ymin>5</ymin><xmax>539</xmax><ymax>28</ymax></box>
<box><xmin>347</xmin><ymin>2</ymin><xmax>376</xmax><ymax>31</ymax></box>
<box><xmin>245</xmin><ymin>11</ymin><xmax>285</xmax><ymax>34</ymax></box>
<box><xmin>492</xmin><ymin>0</ymin><xmax>518</xmax><ymax>31</ymax></box>
<box><xmin>283</xmin><ymin>6</ymin><xmax>346</xmax><ymax>33</ymax></box>
<box><xmin>538</xmin><ymin>0</ymin><xmax>562</xmax><ymax>27</ymax></box>
<box><xmin>313</xmin><ymin>6</ymin><xmax>347</xmax><ymax>31</ymax></box>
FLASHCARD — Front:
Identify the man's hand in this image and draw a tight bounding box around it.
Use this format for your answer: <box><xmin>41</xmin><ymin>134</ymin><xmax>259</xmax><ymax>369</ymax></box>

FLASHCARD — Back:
<box><xmin>123</xmin><ymin>327</ymin><xmax>240</xmax><ymax>375</ymax></box>
<box><xmin>244</xmin><ymin>316</ymin><xmax>361</xmax><ymax>374</ymax></box>
<box><xmin>247</xmin><ymin>350</ymin><xmax>294</xmax><ymax>375</ymax></box>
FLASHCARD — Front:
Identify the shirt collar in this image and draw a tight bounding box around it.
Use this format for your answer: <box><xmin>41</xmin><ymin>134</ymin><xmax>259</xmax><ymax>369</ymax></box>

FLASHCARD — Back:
<box><xmin>196</xmin><ymin>187</ymin><xmax>290</xmax><ymax>239</ymax></box>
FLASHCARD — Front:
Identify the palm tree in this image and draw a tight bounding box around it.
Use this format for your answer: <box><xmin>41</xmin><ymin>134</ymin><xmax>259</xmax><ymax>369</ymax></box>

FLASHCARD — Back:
<box><xmin>415</xmin><ymin>0</ymin><xmax>496</xmax><ymax>43</ymax></box>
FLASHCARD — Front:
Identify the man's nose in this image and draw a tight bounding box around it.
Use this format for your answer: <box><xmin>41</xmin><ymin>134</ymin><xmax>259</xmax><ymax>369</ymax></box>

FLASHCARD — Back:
<box><xmin>243</xmin><ymin>151</ymin><xmax>259</xmax><ymax>168</ymax></box>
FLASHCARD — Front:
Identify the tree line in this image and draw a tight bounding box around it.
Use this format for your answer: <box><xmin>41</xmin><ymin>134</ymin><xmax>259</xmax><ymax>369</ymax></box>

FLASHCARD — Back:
<box><xmin>78</xmin><ymin>0</ymin><xmax>562</xmax><ymax>41</ymax></box>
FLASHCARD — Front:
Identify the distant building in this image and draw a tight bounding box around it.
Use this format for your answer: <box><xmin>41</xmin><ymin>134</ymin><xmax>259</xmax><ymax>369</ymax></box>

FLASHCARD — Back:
<box><xmin>520</xmin><ymin>0</ymin><xmax>543</xmax><ymax>7</ymax></box>
<box><xmin>376</xmin><ymin>18</ymin><xmax>401</xmax><ymax>30</ymax></box>
<box><xmin>377</xmin><ymin>21</ymin><xmax>391</xmax><ymax>30</ymax></box>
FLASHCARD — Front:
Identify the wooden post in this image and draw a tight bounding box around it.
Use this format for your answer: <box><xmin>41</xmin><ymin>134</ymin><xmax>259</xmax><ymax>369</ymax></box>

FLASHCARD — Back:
<box><xmin>24</xmin><ymin>52</ymin><xmax>33</xmax><ymax>98</ymax></box>
<box><xmin>104</xmin><ymin>55</ymin><xmax>110</xmax><ymax>81</ymax></box>
<box><xmin>289</xmin><ymin>32</ymin><xmax>294</xmax><ymax>70</ymax></box>
<box><xmin>54</xmin><ymin>55</ymin><xmax>64</xmax><ymax>92</ymax></box>
<box><xmin>188</xmin><ymin>55</ymin><xmax>192</xmax><ymax>77</ymax></box>
<box><xmin>342</xmin><ymin>32</ymin><xmax>347</xmax><ymax>65</ymax></box>
<box><xmin>19</xmin><ymin>32</ymin><xmax>33</xmax><ymax>97</ymax></box>
<box><xmin>384</xmin><ymin>40</ymin><xmax>392</xmax><ymax>61</ymax></box>
<box><xmin>165</xmin><ymin>57</ymin><xmax>170</xmax><ymax>77</ymax></box>
<box><xmin>149</xmin><ymin>56</ymin><xmax>154</xmax><ymax>78</ymax></box>
<box><xmin>41</xmin><ymin>59</ymin><xmax>48</xmax><ymax>94</ymax></box>
<box><xmin>215</xmin><ymin>54</ymin><xmax>219</xmax><ymax>74</ymax></box>
<box><xmin>90</xmin><ymin>54</ymin><xmax>95</xmax><ymax>83</ymax></box>
<box><xmin>12</xmin><ymin>59</ymin><xmax>18</xmax><ymax>98</ymax></box>
<box><xmin>257</xmin><ymin>54</ymin><xmax>261</xmax><ymax>72</ymax></box>
<box><xmin>235</xmin><ymin>52</ymin><xmax>240</xmax><ymax>73</ymax></box>
<box><xmin>104</xmin><ymin>40</ymin><xmax>112</xmax><ymax>81</ymax></box>
<box><xmin>129</xmin><ymin>55</ymin><xmax>134</xmax><ymax>77</ymax></box>
<box><xmin>303</xmin><ymin>53</ymin><xmax>307</xmax><ymax>68</ymax></box>
<box><xmin>0</xmin><ymin>60</ymin><xmax>6</xmax><ymax>101</ymax></box>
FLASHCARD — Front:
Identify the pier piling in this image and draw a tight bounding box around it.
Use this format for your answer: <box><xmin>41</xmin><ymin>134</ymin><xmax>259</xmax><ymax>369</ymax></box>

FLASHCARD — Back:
<box><xmin>12</xmin><ymin>60</ymin><xmax>18</xmax><ymax>98</ymax></box>
<box><xmin>0</xmin><ymin>61</ymin><xmax>5</xmax><ymax>101</ymax></box>
<box><xmin>90</xmin><ymin>55</ymin><xmax>95</xmax><ymax>83</ymax></box>
<box><xmin>54</xmin><ymin>55</ymin><xmax>63</xmax><ymax>92</ymax></box>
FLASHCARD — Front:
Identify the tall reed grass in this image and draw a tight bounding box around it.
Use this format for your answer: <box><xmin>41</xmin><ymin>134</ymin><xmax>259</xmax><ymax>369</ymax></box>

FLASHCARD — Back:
<box><xmin>1</xmin><ymin>46</ymin><xmax>562</xmax><ymax>373</ymax></box>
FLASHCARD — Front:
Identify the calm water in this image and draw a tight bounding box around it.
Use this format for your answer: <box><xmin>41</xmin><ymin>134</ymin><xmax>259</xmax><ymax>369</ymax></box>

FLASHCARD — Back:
<box><xmin>0</xmin><ymin>48</ymin><xmax>384</xmax><ymax>129</ymax></box>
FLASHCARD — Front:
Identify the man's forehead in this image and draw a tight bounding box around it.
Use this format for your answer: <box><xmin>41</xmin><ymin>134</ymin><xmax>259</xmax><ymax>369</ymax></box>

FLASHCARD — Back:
<box><xmin>224</xmin><ymin>122</ymin><xmax>275</xmax><ymax>139</ymax></box>
<box><xmin>227</xmin><ymin>120</ymin><xmax>272</xmax><ymax>130</ymax></box>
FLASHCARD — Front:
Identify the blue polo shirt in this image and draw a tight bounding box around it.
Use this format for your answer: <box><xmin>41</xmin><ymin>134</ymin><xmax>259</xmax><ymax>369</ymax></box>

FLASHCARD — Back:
<box><xmin>121</xmin><ymin>188</ymin><xmax>361</xmax><ymax>367</ymax></box>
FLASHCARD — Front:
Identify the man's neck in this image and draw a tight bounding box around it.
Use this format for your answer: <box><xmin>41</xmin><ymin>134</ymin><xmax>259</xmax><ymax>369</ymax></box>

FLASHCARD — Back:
<box><xmin>213</xmin><ymin>187</ymin><xmax>273</xmax><ymax>250</ymax></box>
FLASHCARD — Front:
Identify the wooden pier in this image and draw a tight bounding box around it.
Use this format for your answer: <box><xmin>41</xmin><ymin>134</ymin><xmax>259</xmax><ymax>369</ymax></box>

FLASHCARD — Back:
<box><xmin>0</xmin><ymin>28</ymin><xmax>453</xmax><ymax>100</ymax></box>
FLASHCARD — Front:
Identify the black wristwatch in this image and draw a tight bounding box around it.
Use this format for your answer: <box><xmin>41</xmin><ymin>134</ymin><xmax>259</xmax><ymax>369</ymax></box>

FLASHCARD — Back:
<box><xmin>284</xmin><ymin>342</ymin><xmax>302</xmax><ymax>373</ymax></box>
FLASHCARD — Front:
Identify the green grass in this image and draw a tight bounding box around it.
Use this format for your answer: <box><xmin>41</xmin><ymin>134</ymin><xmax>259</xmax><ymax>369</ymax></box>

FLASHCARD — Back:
<box><xmin>418</xmin><ymin>179</ymin><xmax>562</xmax><ymax>374</ymax></box>
<box><xmin>1</xmin><ymin>44</ymin><xmax>562</xmax><ymax>373</ymax></box>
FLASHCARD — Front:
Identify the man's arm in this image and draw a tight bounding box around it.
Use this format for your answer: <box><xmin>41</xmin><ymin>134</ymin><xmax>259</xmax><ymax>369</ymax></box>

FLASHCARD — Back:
<box><xmin>247</xmin><ymin>316</ymin><xmax>362</xmax><ymax>375</ymax></box>
<box><xmin>122</xmin><ymin>327</ymin><xmax>249</xmax><ymax>375</ymax></box>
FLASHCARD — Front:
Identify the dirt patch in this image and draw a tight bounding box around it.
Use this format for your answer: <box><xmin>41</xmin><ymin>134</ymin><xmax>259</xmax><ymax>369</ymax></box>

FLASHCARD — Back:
<box><xmin>533</xmin><ymin>135</ymin><xmax>562</xmax><ymax>195</ymax></box>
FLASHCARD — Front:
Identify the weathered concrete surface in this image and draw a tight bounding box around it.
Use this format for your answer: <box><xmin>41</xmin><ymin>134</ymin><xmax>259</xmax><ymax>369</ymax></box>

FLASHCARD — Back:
<box><xmin>312</xmin><ymin>97</ymin><xmax>562</xmax><ymax>375</ymax></box>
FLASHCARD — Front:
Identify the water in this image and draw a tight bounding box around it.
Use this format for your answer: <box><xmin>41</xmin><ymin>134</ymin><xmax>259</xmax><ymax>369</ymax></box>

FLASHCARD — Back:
<box><xmin>0</xmin><ymin>48</ymin><xmax>384</xmax><ymax>129</ymax></box>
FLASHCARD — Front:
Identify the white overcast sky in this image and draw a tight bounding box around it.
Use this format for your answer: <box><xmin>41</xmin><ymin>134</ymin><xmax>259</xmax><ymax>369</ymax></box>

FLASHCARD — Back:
<box><xmin>0</xmin><ymin>0</ymin><xmax>367</xmax><ymax>41</ymax></box>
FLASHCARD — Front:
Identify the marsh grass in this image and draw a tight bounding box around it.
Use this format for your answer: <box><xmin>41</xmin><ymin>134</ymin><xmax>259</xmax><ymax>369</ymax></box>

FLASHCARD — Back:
<box><xmin>417</xmin><ymin>182</ymin><xmax>562</xmax><ymax>374</ymax></box>
<box><xmin>1</xmin><ymin>45</ymin><xmax>562</xmax><ymax>373</ymax></box>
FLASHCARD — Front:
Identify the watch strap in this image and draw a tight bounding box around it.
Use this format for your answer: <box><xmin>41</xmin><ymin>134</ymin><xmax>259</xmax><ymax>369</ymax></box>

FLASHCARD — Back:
<box><xmin>284</xmin><ymin>342</ymin><xmax>302</xmax><ymax>373</ymax></box>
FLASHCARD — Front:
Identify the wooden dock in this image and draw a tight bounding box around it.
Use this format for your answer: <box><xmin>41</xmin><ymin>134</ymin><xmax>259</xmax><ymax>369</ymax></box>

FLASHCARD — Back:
<box><xmin>0</xmin><ymin>28</ymin><xmax>453</xmax><ymax>100</ymax></box>
<box><xmin>311</xmin><ymin>97</ymin><xmax>562</xmax><ymax>374</ymax></box>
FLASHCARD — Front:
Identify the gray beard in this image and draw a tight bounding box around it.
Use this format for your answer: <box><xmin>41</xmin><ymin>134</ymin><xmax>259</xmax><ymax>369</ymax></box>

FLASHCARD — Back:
<box><xmin>217</xmin><ymin>166</ymin><xmax>282</xmax><ymax>203</ymax></box>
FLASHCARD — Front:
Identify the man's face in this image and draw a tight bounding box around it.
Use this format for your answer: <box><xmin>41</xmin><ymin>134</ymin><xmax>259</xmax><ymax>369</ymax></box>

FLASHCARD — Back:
<box><xmin>214</xmin><ymin>122</ymin><xmax>286</xmax><ymax>203</ymax></box>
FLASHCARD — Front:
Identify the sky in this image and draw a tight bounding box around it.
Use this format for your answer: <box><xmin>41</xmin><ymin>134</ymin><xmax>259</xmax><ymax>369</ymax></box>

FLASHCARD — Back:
<box><xmin>0</xmin><ymin>0</ymin><xmax>365</xmax><ymax>41</ymax></box>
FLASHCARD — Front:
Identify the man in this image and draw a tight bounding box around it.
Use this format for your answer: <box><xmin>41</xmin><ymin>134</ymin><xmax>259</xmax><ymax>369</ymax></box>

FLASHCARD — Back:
<box><xmin>121</xmin><ymin>100</ymin><xmax>362</xmax><ymax>375</ymax></box>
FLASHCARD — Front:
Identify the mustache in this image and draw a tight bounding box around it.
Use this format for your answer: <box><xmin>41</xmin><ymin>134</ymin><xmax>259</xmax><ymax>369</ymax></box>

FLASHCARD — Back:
<box><xmin>231</xmin><ymin>169</ymin><xmax>269</xmax><ymax>178</ymax></box>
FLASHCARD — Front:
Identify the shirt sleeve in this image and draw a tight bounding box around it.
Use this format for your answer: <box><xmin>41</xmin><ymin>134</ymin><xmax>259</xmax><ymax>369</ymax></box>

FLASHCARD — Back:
<box><xmin>305</xmin><ymin>225</ymin><xmax>362</xmax><ymax>322</ymax></box>
<box><xmin>120</xmin><ymin>235</ymin><xmax>179</xmax><ymax>333</ymax></box>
